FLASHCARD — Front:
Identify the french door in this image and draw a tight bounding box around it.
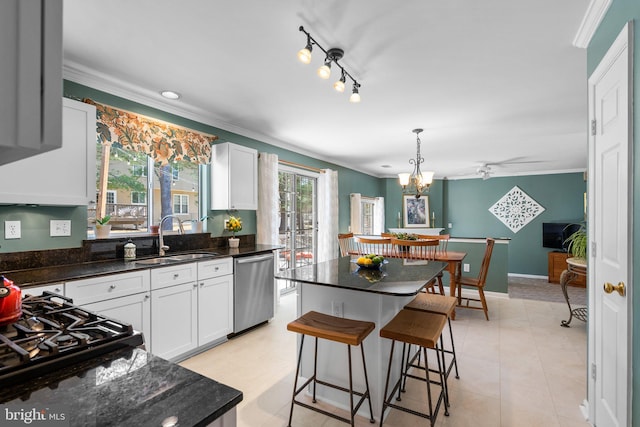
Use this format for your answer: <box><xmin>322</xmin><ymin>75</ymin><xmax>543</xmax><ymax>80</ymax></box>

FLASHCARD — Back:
<box><xmin>278</xmin><ymin>168</ymin><xmax>317</xmax><ymax>294</ymax></box>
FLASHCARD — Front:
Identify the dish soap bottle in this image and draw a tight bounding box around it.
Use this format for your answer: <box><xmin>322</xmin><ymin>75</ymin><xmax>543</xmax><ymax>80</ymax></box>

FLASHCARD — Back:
<box><xmin>124</xmin><ymin>239</ymin><xmax>136</xmax><ymax>260</ymax></box>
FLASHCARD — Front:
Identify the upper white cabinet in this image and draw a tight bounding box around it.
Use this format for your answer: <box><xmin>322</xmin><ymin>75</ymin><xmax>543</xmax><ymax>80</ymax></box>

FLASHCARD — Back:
<box><xmin>211</xmin><ymin>142</ymin><xmax>258</xmax><ymax>210</ymax></box>
<box><xmin>0</xmin><ymin>98</ymin><xmax>97</xmax><ymax>205</ymax></box>
<box><xmin>0</xmin><ymin>0</ymin><xmax>63</xmax><ymax>165</ymax></box>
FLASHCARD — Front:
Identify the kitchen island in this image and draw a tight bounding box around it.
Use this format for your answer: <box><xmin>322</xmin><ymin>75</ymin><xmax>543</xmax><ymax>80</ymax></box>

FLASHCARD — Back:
<box><xmin>276</xmin><ymin>255</ymin><xmax>447</xmax><ymax>419</ymax></box>
<box><xmin>0</xmin><ymin>346</ymin><xmax>242</xmax><ymax>426</ymax></box>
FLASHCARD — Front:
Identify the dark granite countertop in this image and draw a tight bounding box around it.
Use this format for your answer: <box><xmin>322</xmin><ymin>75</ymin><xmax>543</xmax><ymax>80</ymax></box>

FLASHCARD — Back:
<box><xmin>0</xmin><ymin>346</ymin><xmax>242</xmax><ymax>427</ymax></box>
<box><xmin>3</xmin><ymin>244</ymin><xmax>282</xmax><ymax>288</ymax></box>
<box><xmin>275</xmin><ymin>255</ymin><xmax>447</xmax><ymax>296</ymax></box>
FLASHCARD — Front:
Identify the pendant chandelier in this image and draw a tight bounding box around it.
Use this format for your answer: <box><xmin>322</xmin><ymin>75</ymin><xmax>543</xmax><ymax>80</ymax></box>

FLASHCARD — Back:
<box><xmin>398</xmin><ymin>128</ymin><xmax>434</xmax><ymax>199</ymax></box>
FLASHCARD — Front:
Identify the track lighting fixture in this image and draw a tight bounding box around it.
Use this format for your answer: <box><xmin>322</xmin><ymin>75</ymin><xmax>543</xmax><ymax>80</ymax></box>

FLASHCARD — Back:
<box><xmin>298</xmin><ymin>26</ymin><xmax>361</xmax><ymax>102</ymax></box>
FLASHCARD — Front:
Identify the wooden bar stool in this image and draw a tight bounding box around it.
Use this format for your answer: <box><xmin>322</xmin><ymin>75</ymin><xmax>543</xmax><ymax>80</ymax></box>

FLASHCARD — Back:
<box><xmin>379</xmin><ymin>309</ymin><xmax>448</xmax><ymax>427</ymax></box>
<box><xmin>404</xmin><ymin>293</ymin><xmax>460</xmax><ymax>382</ymax></box>
<box><xmin>287</xmin><ymin>311</ymin><xmax>376</xmax><ymax>426</ymax></box>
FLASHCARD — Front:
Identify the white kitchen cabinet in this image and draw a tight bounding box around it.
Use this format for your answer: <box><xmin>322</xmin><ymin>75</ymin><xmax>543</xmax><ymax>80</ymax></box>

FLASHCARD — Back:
<box><xmin>197</xmin><ymin>258</ymin><xmax>234</xmax><ymax>345</ymax></box>
<box><xmin>0</xmin><ymin>0</ymin><xmax>63</xmax><ymax>166</ymax></box>
<box><xmin>65</xmin><ymin>270</ymin><xmax>150</xmax><ymax>306</ymax></box>
<box><xmin>65</xmin><ymin>270</ymin><xmax>152</xmax><ymax>350</ymax></box>
<box><xmin>151</xmin><ymin>281</ymin><xmax>199</xmax><ymax>360</ymax></box>
<box><xmin>83</xmin><ymin>292</ymin><xmax>152</xmax><ymax>350</ymax></box>
<box><xmin>0</xmin><ymin>98</ymin><xmax>97</xmax><ymax>205</ymax></box>
<box><xmin>22</xmin><ymin>283</ymin><xmax>64</xmax><ymax>297</ymax></box>
<box><xmin>211</xmin><ymin>142</ymin><xmax>258</xmax><ymax>210</ymax></box>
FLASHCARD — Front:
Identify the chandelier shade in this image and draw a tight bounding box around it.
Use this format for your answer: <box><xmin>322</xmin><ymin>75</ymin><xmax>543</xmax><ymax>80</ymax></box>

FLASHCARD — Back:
<box><xmin>398</xmin><ymin>128</ymin><xmax>434</xmax><ymax>199</ymax></box>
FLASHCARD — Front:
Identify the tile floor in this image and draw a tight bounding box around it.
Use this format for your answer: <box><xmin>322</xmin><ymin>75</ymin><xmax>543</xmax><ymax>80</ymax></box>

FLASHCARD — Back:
<box><xmin>180</xmin><ymin>291</ymin><xmax>590</xmax><ymax>427</ymax></box>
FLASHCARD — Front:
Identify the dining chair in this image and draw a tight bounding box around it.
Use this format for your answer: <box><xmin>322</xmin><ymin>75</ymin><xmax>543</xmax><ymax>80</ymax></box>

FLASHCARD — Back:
<box><xmin>338</xmin><ymin>233</ymin><xmax>356</xmax><ymax>257</ymax></box>
<box><xmin>417</xmin><ymin>234</ymin><xmax>450</xmax><ymax>255</ymax></box>
<box><xmin>390</xmin><ymin>238</ymin><xmax>442</xmax><ymax>294</ymax></box>
<box><xmin>456</xmin><ymin>238</ymin><xmax>495</xmax><ymax>320</ymax></box>
<box><xmin>353</xmin><ymin>236</ymin><xmax>393</xmax><ymax>256</ymax></box>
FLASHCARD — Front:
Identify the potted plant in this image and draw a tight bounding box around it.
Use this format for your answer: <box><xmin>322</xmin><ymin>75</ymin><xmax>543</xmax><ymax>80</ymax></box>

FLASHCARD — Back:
<box><xmin>226</xmin><ymin>216</ymin><xmax>242</xmax><ymax>248</ymax></box>
<box><xmin>95</xmin><ymin>215</ymin><xmax>112</xmax><ymax>239</ymax></box>
<box><xmin>564</xmin><ymin>224</ymin><xmax>587</xmax><ymax>260</ymax></box>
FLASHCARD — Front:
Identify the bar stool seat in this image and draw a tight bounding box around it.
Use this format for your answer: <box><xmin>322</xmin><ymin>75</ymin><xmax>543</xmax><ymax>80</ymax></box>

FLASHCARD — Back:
<box><xmin>379</xmin><ymin>309</ymin><xmax>448</xmax><ymax>427</ymax></box>
<box><xmin>287</xmin><ymin>311</ymin><xmax>376</xmax><ymax>426</ymax></box>
<box><xmin>404</xmin><ymin>293</ymin><xmax>460</xmax><ymax>408</ymax></box>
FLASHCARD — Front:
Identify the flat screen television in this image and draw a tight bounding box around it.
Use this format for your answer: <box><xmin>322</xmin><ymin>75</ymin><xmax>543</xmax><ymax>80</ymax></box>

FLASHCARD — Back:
<box><xmin>543</xmin><ymin>222</ymin><xmax>580</xmax><ymax>251</ymax></box>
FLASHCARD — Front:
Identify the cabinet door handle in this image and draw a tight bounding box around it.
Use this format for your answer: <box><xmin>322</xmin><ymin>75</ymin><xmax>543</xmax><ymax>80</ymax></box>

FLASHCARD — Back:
<box><xmin>214</xmin><ymin>267</ymin><xmax>219</xmax><ymax>271</ymax></box>
<box><xmin>193</xmin><ymin>283</ymin><xmax>198</xmax><ymax>289</ymax></box>
<box><xmin>54</xmin><ymin>288</ymin><xmax>61</xmax><ymax>293</ymax></box>
<box><xmin>109</xmin><ymin>284</ymin><xmax>116</xmax><ymax>290</ymax></box>
<box><xmin>144</xmin><ymin>294</ymin><xmax>150</xmax><ymax>301</ymax></box>
<box><xmin>173</xmin><ymin>273</ymin><xmax>179</xmax><ymax>279</ymax></box>
<box><xmin>200</xmin><ymin>282</ymin><xmax>204</xmax><ymax>287</ymax></box>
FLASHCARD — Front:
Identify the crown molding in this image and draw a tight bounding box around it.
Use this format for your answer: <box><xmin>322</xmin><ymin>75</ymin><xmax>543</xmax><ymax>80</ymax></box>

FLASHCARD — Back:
<box><xmin>62</xmin><ymin>61</ymin><xmax>375</xmax><ymax>177</ymax></box>
<box><xmin>573</xmin><ymin>0</ymin><xmax>612</xmax><ymax>48</ymax></box>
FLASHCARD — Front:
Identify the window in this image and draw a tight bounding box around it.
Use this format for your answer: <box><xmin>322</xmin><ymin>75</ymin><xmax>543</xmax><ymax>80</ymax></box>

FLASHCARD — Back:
<box><xmin>131</xmin><ymin>191</ymin><xmax>146</xmax><ymax>205</ymax></box>
<box><xmin>173</xmin><ymin>194</ymin><xmax>189</xmax><ymax>214</ymax></box>
<box><xmin>361</xmin><ymin>200</ymin><xmax>375</xmax><ymax>235</ymax></box>
<box><xmin>131</xmin><ymin>165</ymin><xmax>147</xmax><ymax>177</ymax></box>
<box><xmin>106</xmin><ymin>191</ymin><xmax>116</xmax><ymax>204</ymax></box>
<box><xmin>91</xmin><ymin>145</ymin><xmax>202</xmax><ymax>236</ymax></box>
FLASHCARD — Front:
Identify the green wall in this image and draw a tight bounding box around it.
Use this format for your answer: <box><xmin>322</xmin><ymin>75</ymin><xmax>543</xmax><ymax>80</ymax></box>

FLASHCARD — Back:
<box><xmin>587</xmin><ymin>0</ymin><xmax>640</xmax><ymax>421</ymax></box>
<box><xmin>442</xmin><ymin>173</ymin><xmax>586</xmax><ymax>275</ymax></box>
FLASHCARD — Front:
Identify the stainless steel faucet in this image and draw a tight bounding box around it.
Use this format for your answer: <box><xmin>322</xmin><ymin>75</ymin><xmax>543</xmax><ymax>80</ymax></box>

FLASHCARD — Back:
<box><xmin>158</xmin><ymin>215</ymin><xmax>185</xmax><ymax>256</ymax></box>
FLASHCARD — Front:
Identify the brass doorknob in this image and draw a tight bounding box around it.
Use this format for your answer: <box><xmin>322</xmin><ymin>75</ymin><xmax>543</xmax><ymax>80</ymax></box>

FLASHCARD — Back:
<box><xmin>603</xmin><ymin>282</ymin><xmax>626</xmax><ymax>296</ymax></box>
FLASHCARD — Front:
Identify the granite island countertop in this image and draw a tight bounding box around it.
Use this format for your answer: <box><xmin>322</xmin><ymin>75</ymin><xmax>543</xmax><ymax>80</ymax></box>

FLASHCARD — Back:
<box><xmin>2</xmin><ymin>244</ymin><xmax>282</xmax><ymax>288</ymax></box>
<box><xmin>0</xmin><ymin>346</ymin><xmax>242</xmax><ymax>427</ymax></box>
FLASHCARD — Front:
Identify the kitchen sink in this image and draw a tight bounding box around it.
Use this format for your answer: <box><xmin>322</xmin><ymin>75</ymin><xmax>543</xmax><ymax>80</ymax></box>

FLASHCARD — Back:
<box><xmin>134</xmin><ymin>257</ymin><xmax>178</xmax><ymax>266</ymax></box>
<box><xmin>167</xmin><ymin>253</ymin><xmax>216</xmax><ymax>261</ymax></box>
<box><xmin>134</xmin><ymin>252</ymin><xmax>217</xmax><ymax>266</ymax></box>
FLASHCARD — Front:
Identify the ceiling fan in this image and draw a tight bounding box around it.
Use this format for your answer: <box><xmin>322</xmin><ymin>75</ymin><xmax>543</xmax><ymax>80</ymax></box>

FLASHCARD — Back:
<box><xmin>475</xmin><ymin>158</ymin><xmax>544</xmax><ymax>180</ymax></box>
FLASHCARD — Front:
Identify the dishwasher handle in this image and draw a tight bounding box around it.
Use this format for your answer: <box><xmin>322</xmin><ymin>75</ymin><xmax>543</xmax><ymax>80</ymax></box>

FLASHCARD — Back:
<box><xmin>235</xmin><ymin>254</ymin><xmax>274</xmax><ymax>264</ymax></box>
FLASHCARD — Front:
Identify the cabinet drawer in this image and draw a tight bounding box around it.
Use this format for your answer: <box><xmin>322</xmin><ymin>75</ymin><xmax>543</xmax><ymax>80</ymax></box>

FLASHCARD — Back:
<box><xmin>66</xmin><ymin>271</ymin><xmax>151</xmax><ymax>305</ymax></box>
<box><xmin>198</xmin><ymin>258</ymin><xmax>233</xmax><ymax>279</ymax></box>
<box><xmin>151</xmin><ymin>263</ymin><xmax>198</xmax><ymax>290</ymax></box>
<box><xmin>22</xmin><ymin>283</ymin><xmax>64</xmax><ymax>297</ymax></box>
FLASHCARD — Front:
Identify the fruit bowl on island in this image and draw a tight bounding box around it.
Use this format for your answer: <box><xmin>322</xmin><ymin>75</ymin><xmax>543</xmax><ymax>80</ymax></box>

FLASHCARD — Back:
<box><xmin>352</xmin><ymin>254</ymin><xmax>387</xmax><ymax>269</ymax></box>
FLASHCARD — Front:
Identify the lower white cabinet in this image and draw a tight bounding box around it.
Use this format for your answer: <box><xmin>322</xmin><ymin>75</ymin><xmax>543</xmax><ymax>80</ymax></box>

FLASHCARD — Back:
<box><xmin>22</xmin><ymin>283</ymin><xmax>64</xmax><ymax>297</ymax></box>
<box><xmin>83</xmin><ymin>292</ymin><xmax>152</xmax><ymax>351</ymax></box>
<box><xmin>150</xmin><ymin>259</ymin><xmax>233</xmax><ymax>360</ymax></box>
<box><xmin>198</xmin><ymin>275</ymin><xmax>233</xmax><ymax>346</ymax></box>
<box><xmin>65</xmin><ymin>270</ymin><xmax>152</xmax><ymax>349</ymax></box>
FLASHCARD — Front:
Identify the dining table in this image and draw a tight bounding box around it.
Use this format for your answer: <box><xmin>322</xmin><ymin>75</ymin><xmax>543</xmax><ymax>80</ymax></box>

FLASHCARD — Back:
<box><xmin>276</xmin><ymin>255</ymin><xmax>447</xmax><ymax>419</ymax></box>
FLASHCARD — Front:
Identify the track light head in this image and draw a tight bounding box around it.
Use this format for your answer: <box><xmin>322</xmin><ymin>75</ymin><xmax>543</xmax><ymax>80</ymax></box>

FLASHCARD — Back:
<box><xmin>349</xmin><ymin>83</ymin><xmax>361</xmax><ymax>103</ymax></box>
<box><xmin>334</xmin><ymin>71</ymin><xmax>346</xmax><ymax>92</ymax></box>
<box><xmin>317</xmin><ymin>59</ymin><xmax>332</xmax><ymax>79</ymax></box>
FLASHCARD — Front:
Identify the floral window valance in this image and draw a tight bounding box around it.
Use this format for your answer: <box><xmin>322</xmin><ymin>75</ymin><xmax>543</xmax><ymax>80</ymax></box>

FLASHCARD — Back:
<box><xmin>84</xmin><ymin>99</ymin><xmax>218</xmax><ymax>165</ymax></box>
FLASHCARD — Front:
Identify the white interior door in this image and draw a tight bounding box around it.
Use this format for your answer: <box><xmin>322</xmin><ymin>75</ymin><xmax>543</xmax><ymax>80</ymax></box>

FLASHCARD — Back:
<box><xmin>588</xmin><ymin>22</ymin><xmax>632</xmax><ymax>427</ymax></box>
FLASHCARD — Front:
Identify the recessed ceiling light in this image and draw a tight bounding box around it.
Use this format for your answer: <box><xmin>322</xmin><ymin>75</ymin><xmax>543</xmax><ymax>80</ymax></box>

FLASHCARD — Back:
<box><xmin>381</xmin><ymin>165</ymin><xmax>391</xmax><ymax>168</ymax></box>
<box><xmin>160</xmin><ymin>90</ymin><xmax>181</xmax><ymax>100</ymax></box>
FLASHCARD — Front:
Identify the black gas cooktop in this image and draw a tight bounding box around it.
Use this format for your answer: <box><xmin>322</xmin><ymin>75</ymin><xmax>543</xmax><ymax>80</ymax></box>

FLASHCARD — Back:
<box><xmin>0</xmin><ymin>292</ymin><xmax>143</xmax><ymax>386</ymax></box>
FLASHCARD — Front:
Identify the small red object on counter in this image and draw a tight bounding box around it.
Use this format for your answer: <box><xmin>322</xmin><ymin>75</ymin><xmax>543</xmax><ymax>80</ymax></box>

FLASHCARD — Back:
<box><xmin>0</xmin><ymin>276</ymin><xmax>22</xmax><ymax>326</ymax></box>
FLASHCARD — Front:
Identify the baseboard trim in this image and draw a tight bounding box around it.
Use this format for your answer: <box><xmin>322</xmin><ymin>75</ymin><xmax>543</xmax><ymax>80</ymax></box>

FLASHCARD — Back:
<box><xmin>459</xmin><ymin>288</ymin><xmax>509</xmax><ymax>300</ymax></box>
<box><xmin>508</xmin><ymin>273</ymin><xmax>549</xmax><ymax>280</ymax></box>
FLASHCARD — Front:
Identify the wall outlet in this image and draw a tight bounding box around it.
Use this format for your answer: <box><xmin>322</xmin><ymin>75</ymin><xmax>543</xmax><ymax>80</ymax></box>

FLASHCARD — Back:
<box><xmin>463</xmin><ymin>263</ymin><xmax>470</xmax><ymax>273</ymax></box>
<box><xmin>50</xmin><ymin>220</ymin><xmax>72</xmax><ymax>237</ymax></box>
<box><xmin>448</xmin><ymin>223</ymin><xmax>453</xmax><ymax>228</ymax></box>
<box><xmin>4</xmin><ymin>221</ymin><xmax>21</xmax><ymax>239</ymax></box>
<box><xmin>331</xmin><ymin>301</ymin><xmax>344</xmax><ymax>318</ymax></box>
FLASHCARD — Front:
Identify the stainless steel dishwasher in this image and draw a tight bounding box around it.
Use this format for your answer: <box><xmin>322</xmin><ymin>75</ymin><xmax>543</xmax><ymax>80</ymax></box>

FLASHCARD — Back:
<box><xmin>233</xmin><ymin>253</ymin><xmax>275</xmax><ymax>334</ymax></box>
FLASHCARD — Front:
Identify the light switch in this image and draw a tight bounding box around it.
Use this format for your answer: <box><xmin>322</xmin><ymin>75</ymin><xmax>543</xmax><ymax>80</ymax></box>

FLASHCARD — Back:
<box><xmin>50</xmin><ymin>220</ymin><xmax>72</xmax><ymax>237</ymax></box>
<box><xmin>5</xmin><ymin>221</ymin><xmax>21</xmax><ymax>239</ymax></box>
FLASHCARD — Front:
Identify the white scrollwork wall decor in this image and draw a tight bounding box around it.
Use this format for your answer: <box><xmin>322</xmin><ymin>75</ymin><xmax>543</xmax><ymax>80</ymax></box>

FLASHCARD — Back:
<box><xmin>489</xmin><ymin>186</ymin><xmax>545</xmax><ymax>233</ymax></box>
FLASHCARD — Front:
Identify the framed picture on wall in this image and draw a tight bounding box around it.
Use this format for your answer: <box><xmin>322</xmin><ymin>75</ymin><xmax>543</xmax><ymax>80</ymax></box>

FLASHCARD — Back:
<box><xmin>403</xmin><ymin>195</ymin><xmax>430</xmax><ymax>228</ymax></box>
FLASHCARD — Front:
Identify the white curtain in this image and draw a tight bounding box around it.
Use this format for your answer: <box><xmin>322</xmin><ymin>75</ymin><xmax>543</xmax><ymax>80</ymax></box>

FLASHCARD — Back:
<box><xmin>350</xmin><ymin>193</ymin><xmax>362</xmax><ymax>234</ymax></box>
<box><xmin>317</xmin><ymin>169</ymin><xmax>339</xmax><ymax>262</ymax></box>
<box><xmin>373</xmin><ymin>197</ymin><xmax>385</xmax><ymax>235</ymax></box>
<box><xmin>256</xmin><ymin>153</ymin><xmax>279</xmax><ymax>245</ymax></box>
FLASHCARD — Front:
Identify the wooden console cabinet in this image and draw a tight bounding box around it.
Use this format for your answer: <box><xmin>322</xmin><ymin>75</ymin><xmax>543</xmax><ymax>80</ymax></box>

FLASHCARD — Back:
<box><xmin>548</xmin><ymin>251</ymin><xmax>586</xmax><ymax>287</ymax></box>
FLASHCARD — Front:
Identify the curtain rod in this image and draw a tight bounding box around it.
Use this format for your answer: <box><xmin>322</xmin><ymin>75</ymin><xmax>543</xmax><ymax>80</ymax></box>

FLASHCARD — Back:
<box><xmin>278</xmin><ymin>159</ymin><xmax>324</xmax><ymax>173</ymax></box>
